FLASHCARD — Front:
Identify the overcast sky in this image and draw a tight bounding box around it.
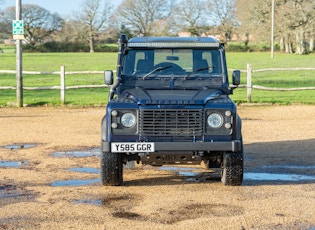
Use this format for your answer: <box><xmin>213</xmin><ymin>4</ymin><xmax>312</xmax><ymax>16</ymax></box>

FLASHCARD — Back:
<box><xmin>1</xmin><ymin>0</ymin><xmax>122</xmax><ymax>17</ymax></box>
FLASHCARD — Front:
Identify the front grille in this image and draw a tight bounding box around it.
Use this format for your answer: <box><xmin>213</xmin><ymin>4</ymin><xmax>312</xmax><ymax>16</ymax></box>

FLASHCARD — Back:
<box><xmin>139</xmin><ymin>109</ymin><xmax>203</xmax><ymax>136</ymax></box>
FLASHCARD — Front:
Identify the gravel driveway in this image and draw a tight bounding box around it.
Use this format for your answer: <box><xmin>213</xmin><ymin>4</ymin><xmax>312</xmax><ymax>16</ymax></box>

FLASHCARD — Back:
<box><xmin>0</xmin><ymin>105</ymin><xmax>314</xmax><ymax>229</ymax></box>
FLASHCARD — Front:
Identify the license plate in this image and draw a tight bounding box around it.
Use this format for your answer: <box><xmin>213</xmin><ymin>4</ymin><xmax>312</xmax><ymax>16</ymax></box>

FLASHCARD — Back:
<box><xmin>111</xmin><ymin>143</ymin><xmax>155</xmax><ymax>153</ymax></box>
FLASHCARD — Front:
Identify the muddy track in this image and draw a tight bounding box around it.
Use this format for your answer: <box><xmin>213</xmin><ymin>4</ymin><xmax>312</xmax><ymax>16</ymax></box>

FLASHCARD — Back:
<box><xmin>0</xmin><ymin>105</ymin><xmax>314</xmax><ymax>229</ymax></box>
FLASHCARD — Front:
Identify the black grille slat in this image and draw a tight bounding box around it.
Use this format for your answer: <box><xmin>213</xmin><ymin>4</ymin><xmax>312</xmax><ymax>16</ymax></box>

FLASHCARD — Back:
<box><xmin>140</xmin><ymin>110</ymin><xmax>203</xmax><ymax>136</ymax></box>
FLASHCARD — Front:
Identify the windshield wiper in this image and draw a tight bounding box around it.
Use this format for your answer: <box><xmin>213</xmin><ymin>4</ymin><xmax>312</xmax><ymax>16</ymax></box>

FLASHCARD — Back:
<box><xmin>184</xmin><ymin>66</ymin><xmax>215</xmax><ymax>80</ymax></box>
<box><xmin>142</xmin><ymin>65</ymin><xmax>173</xmax><ymax>80</ymax></box>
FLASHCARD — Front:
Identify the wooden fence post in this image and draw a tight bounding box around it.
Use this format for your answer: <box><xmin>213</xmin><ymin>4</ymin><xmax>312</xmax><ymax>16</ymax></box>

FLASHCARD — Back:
<box><xmin>60</xmin><ymin>66</ymin><xmax>65</xmax><ymax>104</ymax></box>
<box><xmin>247</xmin><ymin>64</ymin><xmax>252</xmax><ymax>102</ymax></box>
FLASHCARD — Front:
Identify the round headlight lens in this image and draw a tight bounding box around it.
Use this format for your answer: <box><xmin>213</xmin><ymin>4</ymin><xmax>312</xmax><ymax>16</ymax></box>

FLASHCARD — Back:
<box><xmin>207</xmin><ymin>113</ymin><xmax>223</xmax><ymax>128</ymax></box>
<box><xmin>121</xmin><ymin>113</ymin><xmax>136</xmax><ymax>128</ymax></box>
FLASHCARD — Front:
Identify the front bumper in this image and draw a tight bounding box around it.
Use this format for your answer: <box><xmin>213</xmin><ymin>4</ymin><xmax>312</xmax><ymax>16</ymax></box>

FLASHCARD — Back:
<box><xmin>102</xmin><ymin>140</ymin><xmax>241</xmax><ymax>153</ymax></box>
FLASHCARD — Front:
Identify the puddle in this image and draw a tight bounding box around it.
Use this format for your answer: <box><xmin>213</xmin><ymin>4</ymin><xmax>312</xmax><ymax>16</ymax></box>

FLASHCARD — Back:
<box><xmin>51</xmin><ymin>168</ymin><xmax>101</xmax><ymax>187</ymax></box>
<box><xmin>245</xmin><ymin>164</ymin><xmax>315</xmax><ymax>182</ymax></box>
<box><xmin>263</xmin><ymin>165</ymin><xmax>315</xmax><ymax>170</ymax></box>
<box><xmin>73</xmin><ymin>199</ymin><xmax>102</xmax><ymax>206</ymax></box>
<box><xmin>178</xmin><ymin>171</ymin><xmax>199</xmax><ymax>177</ymax></box>
<box><xmin>0</xmin><ymin>193</ymin><xmax>21</xmax><ymax>199</ymax></box>
<box><xmin>0</xmin><ymin>184</ymin><xmax>36</xmax><ymax>207</ymax></box>
<box><xmin>4</xmin><ymin>144</ymin><xmax>36</xmax><ymax>150</ymax></box>
<box><xmin>0</xmin><ymin>160</ymin><xmax>28</xmax><ymax>168</ymax></box>
<box><xmin>159</xmin><ymin>165</ymin><xmax>315</xmax><ymax>183</ymax></box>
<box><xmin>68</xmin><ymin>167</ymin><xmax>100</xmax><ymax>174</ymax></box>
<box><xmin>244</xmin><ymin>173</ymin><xmax>315</xmax><ymax>182</ymax></box>
<box><xmin>53</xmin><ymin>148</ymin><xmax>100</xmax><ymax>158</ymax></box>
<box><xmin>51</xmin><ymin>178</ymin><xmax>100</xmax><ymax>187</ymax></box>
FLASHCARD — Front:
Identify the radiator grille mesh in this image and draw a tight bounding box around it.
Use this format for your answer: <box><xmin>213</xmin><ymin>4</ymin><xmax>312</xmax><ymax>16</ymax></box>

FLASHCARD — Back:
<box><xmin>140</xmin><ymin>110</ymin><xmax>203</xmax><ymax>136</ymax></box>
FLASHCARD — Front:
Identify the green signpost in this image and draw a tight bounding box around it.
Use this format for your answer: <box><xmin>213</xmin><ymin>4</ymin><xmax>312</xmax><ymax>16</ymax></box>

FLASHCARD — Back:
<box><xmin>13</xmin><ymin>20</ymin><xmax>24</xmax><ymax>34</ymax></box>
<box><xmin>13</xmin><ymin>20</ymin><xmax>24</xmax><ymax>40</ymax></box>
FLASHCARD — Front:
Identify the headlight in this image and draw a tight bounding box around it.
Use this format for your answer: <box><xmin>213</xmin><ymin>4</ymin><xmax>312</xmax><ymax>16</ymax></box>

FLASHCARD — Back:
<box><xmin>121</xmin><ymin>113</ymin><xmax>136</xmax><ymax>128</ymax></box>
<box><xmin>207</xmin><ymin>113</ymin><xmax>223</xmax><ymax>128</ymax></box>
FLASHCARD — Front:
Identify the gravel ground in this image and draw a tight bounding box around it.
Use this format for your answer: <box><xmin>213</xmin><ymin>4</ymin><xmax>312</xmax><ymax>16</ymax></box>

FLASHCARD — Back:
<box><xmin>0</xmin><ymin>105</ymin><xmax>314</xmax><ymax>230</ymax></box>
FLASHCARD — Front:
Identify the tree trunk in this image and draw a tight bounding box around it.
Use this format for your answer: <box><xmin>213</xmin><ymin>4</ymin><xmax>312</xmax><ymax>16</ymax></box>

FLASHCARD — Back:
<box><xmin>295</xmin><ymin>31</ymin><xmax>301</xmax><ymax>54</ymax></box>
<box><xmin>279</xmin><ymin>36</ymin><xmax>284</xmax><ymax>52</ymax></box>
<box><xmin>89</xmin><ymin>25</ymin><xmax>94</xmax><ymax>53</ymax></box>
<box><xmin>284</xmin><ymin>33</ymin><xmax>293</xmax><ymax>54</ymax></box>
<box><xmin>310</xmin><ymin>35</ymin><xmax>314</xmax><ymax>52</ymax></box>
<box><xmin>244</xmin><ymin>33</ymin><xmax>249</xmax><ymax>47</ymax></box>
<box><xmin>295</xmin><ymin>30</ymin><xmax>307</xmax><ymax>55</ymax></box>
<box><xmin>89</xmin><ymin>36</ymin><xmax>94</xmax><ymax>53</ymax></box>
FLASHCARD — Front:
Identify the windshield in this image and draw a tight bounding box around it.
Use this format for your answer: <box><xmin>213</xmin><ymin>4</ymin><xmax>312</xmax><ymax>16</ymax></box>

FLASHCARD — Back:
<box><xmin>122</xmin><ymin>49</ymin><xmax>222</xmax><ymax>78</ymax></box>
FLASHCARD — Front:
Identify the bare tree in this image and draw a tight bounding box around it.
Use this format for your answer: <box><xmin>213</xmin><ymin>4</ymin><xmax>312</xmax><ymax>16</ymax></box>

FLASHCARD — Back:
<box><xmin>278</xmin><ymin>0</ymin><xmax>315</xmax><ymax>54</ymax></box>
<box><xmin>76</xmin><ymin>0</ymin><xmax>113</xmax><ymax>53</ymax></box>
<box><xmin>207</xmin><ymin>0</ymin><xmax>238</xmax><ymax>42</ymax></box>
<box><xmin>236</xmin><ymin>0</ymin><xmax>266</xmax><ymax>46</ymax></box>
<box><xmin>237</xmin><ymin>0</ymin><xmax>315</xmax><ymax>54</ymax></box>
<box><xmin>114</xmin><ymin>0</ymin><xmax>170</xmax><ymax>36</ymax></box>
<box><xmin>170</xmin><ymin>0</ymin><xmax>208</xmax><ymax>36</ymax></box>
<box><xmin>24</xmin><ymin>5</ymin><xmax>63</xmax><ymax>46</ymax></box>
<box><xmin>54</xmin><ymin>19</ymin><xmax>87</xmax><ymax>43</ymax></box>
<box><xmin>0</xmin><ymin>4</ymin><xmax>63</xmax><ymax>46</ymax></box>
<box><xmin>237</xmin><ymin>0</ymin><xmax>294</xmax><ymax>52</ymax></box>
<box><xmin>0</xmin><ymin>2</ymin><xmax>7</xmax><ymax>41</ymax></box>
<box><xmin>0</xmin><ymin>7</ymin><xmax>10</xmax><ymax>39</ymax></box>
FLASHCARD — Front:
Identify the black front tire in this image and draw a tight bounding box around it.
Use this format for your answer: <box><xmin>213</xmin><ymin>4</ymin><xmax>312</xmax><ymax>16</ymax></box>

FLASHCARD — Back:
<box><xmin>101</xmin><ymin>152</ymin><xmax>123</xmax><ymax>186</ymax></box>
<box><xmin>221</xmin><ymin>148</ymin><xmax>244</xmax><ymax>186</ymax></box>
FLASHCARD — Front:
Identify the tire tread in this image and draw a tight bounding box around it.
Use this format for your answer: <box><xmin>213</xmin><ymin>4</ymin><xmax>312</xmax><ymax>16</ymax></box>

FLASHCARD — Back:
<box><xmin>101</xmin><ymin>152</ymin><xmax>123</xmax><ymax>186</ymax></box>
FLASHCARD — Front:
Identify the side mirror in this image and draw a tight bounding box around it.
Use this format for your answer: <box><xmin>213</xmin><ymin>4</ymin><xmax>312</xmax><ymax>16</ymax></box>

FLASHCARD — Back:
<box><xmin>232</xmin><ymin>70</ymin><xmax>241</xmax><ymax>85</ymax></box>
<box><xmin>104</xmin><ymin>70</ymin><xmax>113</xmax><ymax>85</ymax></box>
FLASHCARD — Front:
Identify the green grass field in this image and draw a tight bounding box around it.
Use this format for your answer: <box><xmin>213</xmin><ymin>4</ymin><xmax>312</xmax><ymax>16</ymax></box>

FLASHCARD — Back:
<box><xmin>0</xmin><ymin>50</ymin><xmax>314</xmax><ymax>106</ymax></box>
<box><xmin>226</xmin><ymin>52</ymin><xmax>315</xmax><ymax>104</ymax></box>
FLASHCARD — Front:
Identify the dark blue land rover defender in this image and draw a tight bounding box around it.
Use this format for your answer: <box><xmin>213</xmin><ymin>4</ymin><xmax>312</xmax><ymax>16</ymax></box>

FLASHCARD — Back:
<box><xmin>101</xmin><ymin>35</ymin><xmax>243</xmax><ymax>186</ymax></box>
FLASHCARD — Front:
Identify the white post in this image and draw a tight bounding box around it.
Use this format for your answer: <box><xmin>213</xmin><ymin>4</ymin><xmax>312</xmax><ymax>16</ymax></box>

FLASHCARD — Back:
<box><xmin>16</xmin><ymin>0</ymin><xmax>23</xmax><ymax>107</ymax></box>
<box><xmin>271</xmin><ymin>0</ymin><xmax>275</xmax><ymax>59</ymax></box>
<box><xmin>247</xmin><ymin>64</ymin><xmax>252</xmax><ymax>102</ymax></box>
<box><xmin>60</xmin><ymin>66</ymin><xmax>65</xmax><ymax>104</ymax></box>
